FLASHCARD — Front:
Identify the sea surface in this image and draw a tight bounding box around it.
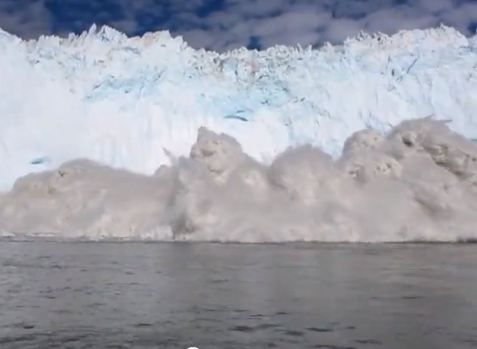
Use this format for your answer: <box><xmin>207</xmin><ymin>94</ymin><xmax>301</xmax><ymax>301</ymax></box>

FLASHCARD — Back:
<box><xmin>0</xmin><ymin>242</ymin><xmax>476</xmax><ymax>349</ymax></box>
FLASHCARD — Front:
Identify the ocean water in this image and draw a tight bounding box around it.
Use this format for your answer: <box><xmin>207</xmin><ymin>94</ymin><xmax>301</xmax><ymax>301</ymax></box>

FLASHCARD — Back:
<box><xmin>0</xmin><ymin>242</ymin><xmax>476</xmax><ymax>349</ymax></box>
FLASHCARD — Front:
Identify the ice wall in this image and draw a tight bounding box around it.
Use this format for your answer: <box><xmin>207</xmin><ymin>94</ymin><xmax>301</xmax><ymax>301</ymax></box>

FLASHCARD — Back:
<box><xmin>0</xmin><ymin>25</ymin><xmax>477</xmax><ymax>191</ymax></box>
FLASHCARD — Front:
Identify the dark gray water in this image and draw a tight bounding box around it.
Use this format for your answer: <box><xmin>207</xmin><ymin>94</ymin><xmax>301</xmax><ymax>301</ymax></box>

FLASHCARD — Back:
<box><xmin>0</xmin><ymin>242</ymin><xmax>476</xmax><ymax>349</ymax></box>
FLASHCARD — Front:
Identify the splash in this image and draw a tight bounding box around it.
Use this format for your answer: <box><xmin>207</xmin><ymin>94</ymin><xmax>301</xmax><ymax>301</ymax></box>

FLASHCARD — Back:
<box><xmin>1</xmin><ymin>118</ymin><xmax>476</xmax><ymax>242</ymax></box>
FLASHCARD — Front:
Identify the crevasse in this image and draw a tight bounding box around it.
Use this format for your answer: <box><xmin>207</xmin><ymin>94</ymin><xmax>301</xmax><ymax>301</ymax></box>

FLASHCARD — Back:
<box><xmin>0</xmin><ymin>25</ymin><xmax>476</xmax><ymax>191</ymax></box>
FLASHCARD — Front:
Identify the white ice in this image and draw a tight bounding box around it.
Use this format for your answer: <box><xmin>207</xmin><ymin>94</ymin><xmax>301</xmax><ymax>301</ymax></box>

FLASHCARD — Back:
<box><xmin>0</xmin><ymin>25</ymin><xmax>476</xmax><ymax>191</ymax></box>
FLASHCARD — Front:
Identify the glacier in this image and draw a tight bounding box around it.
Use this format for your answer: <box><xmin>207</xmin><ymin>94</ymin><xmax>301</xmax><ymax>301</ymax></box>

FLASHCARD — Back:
<box><xmin>0</xmin><ymin>25</ymin><xmax>477</xmax><ymax>191</ymax></box>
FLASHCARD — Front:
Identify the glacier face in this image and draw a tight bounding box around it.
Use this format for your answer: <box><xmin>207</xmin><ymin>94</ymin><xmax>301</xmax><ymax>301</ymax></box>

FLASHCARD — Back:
<box><xmin>0</xmin><ymin>25</ymin><xmax>476</xmax><ymax>191</ymax></box>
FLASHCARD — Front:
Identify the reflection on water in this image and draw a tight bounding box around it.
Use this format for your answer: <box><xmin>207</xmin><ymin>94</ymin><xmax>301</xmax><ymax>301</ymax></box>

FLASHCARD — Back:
<box><xmin>0</xmin><ymin>242</ymin><xmax>476</xmax><ymax>349</ymax></box>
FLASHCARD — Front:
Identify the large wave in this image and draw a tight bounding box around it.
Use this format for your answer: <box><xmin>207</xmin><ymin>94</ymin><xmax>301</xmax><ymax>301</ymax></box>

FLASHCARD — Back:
<box><xmin>0</xmin><ymin>25</ymin><xmax>476</xmax><ymax>191</ymax></box>
<box><xmin>1</xmin><ymin>118</ymin><xmax>476</xmax><ymax>242</ymax></box>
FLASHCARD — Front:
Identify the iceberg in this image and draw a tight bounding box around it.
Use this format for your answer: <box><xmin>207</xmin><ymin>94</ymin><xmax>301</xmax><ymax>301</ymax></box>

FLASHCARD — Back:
<box><xmin>0</xmin><ymin>25</ymin><xmax>476</xmax><ymax>191</ymax></box>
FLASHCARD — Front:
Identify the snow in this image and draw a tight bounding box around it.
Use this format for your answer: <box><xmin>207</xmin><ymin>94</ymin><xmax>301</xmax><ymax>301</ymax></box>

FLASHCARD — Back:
<box><xmin>0</xmin><ymin>25</ymin><xmax>476</xmax><ymax>191</ymax></box>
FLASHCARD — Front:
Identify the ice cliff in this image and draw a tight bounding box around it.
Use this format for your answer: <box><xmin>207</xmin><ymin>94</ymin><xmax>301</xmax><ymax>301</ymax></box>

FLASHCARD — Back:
<box><xmin>0</xmin><ymin>25</ymin><xmax>477</xmax><ymax>191</ymax></box>
<box><xmin>1</xmin><ymin>118</ymin><xmax>477</xmax><ymax>242</ymax></box>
